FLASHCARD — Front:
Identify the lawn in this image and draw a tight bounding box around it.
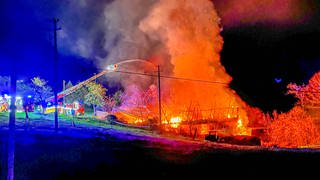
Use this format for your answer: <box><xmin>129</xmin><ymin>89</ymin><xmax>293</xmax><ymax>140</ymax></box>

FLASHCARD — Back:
<box><xmin>0</xmin><ymin>112</ymin><xmax>153</xmax><ymax>136</ymax></box>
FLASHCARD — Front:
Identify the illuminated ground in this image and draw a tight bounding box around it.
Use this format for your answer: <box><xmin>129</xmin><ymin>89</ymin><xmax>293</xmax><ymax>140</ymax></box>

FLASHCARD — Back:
<box><xmin>0</xmin><ymin>113</ymin><xmax>319</xmax><ymax>178</ymax></box>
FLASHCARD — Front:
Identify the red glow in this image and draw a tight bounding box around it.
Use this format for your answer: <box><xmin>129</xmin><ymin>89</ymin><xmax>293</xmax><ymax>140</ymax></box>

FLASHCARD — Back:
<box><xmin>214</xmin><ymin>0</ymin><xmax>314</xmax><ymax>27</ymax></box>
<box><xmin>116</xmin><ymin>0</ymin><xmax>253</xmax><ymax>137</ymax></box>
<box><xmin>267</xmin><ymin>107</ymin><xmax>320</xmax><ymax>148</ymax></box>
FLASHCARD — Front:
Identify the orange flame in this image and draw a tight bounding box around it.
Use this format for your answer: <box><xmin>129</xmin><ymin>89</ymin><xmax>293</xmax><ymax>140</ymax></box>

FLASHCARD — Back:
<box><xmin>236</xmin><ymin>118</ymin><xmax>250</xmax><ymax>135</ymax></box>
<box><xmin>141</xmin><ymin>0</ymin><xmax>250</xmax><ymax>135</ymax></box>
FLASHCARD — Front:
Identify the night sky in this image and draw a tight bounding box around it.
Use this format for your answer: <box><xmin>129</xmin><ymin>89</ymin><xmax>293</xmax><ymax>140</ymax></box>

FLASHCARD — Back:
<box><xmin>1</xmin><ymin>0</ymin><xmax>320</xmax><ymax>113</ymax></box>
<box><xmin>214</xmin><ymin>0</ymin><xmax>320</xmax><ymax>112</ymax></box>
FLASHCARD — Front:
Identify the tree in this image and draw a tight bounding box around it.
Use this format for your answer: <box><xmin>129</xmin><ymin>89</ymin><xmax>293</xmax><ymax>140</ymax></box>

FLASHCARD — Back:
<box><xmin>120</xmin><ymin>85</ymin><xmax>157</xmax><ymax>110</ymax></box>
<box><xmin>287</xmin><ymin>71</ymin><xmax>320</xmax><ymax>107</ymax></box>
<box><xmin>64</xmin><ymin>81</ymin><xmax>89</xmax><ymax>104</ymax></box>
<box><xmin>113</xmin><ymin>90</ymin><xmax>124</xmax><ymax>107</ymax></box>
<box><xmin>102</xmin><ymin>90</ymin><xmax>125</xmax><ymax>113</ymax></box>
<box><xmin>287</xmin><ymin>71</ymin><xmax>320</xmax><ymax>120</ymax></box>
<box><xmin>30</xmin><ymin>77</ymin><xmax>53</xmax><ymax>107</ymax></box>
<box><xmin>64</xmin><ymin>81</ymin><xmax>73</xmax><ymax>103</ymax></box>
<box><xmin>266</xmin><ymin>106</ymin><xmax>319</xmax><ymax>148</ymax></box>
<box><xmin>84</xmin><ymin>82</ymin><xmax>107</xmax><ymax>116</ymax></box>
<box><xmin>103</xmin><ymin>96</ymin><xmax>116</xmax><ymax>112</ymax></box>
<box><xmin>245</xmin><ymin>105</ymin><xmax>270</xmax><ymax>128</ymax></box>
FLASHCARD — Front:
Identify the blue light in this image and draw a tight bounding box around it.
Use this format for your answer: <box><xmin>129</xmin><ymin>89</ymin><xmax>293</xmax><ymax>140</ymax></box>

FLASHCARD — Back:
<box><xmin>27</xmin><ymin>95</ymin><xmax>32</xmax><ymax>98</ymax></box>
<box><xmin>274</xmin><ymin>77</ymin><xmax>282</xmax><ymax>83</ymax></box>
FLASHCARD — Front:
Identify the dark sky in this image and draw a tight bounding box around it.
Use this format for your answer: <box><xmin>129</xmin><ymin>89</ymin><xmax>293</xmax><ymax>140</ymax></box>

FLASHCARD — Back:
<box><xmin>214</xmin><ymin>0</ymin><xmax>320</xmax><ymax>112</ymax></box>
<box><xmin>1</xmin><ymin>0</ymin><xmax>320</xmax><ymax>112</ymax></box>
<box><xmin>0</xmin><ymin>0</ymin><xmax>100</xmax><ymax>82</ymax></box>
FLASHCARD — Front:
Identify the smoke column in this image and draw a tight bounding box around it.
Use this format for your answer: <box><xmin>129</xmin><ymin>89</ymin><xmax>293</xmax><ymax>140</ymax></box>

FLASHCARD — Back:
<box><xmin>59</xmin><ymin>0</ymin><xmax>251</xmax><ymax>134</ymax></box>
<box><xmin>138</xmin><ymin>0</ymin><xmax>249</xmax><ymax>134</ymax></box>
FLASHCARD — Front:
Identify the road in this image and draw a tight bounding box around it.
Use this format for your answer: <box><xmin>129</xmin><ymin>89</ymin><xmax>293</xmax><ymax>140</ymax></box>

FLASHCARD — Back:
<box><xmin>0</xmin><ymin>125</ymin><xmax>320</xmax><ymax>179</ymax></box>
<box><xmin>1</xmin><ymin>113</ymin><xmax>320</xmax><ymax>179</ymax></box>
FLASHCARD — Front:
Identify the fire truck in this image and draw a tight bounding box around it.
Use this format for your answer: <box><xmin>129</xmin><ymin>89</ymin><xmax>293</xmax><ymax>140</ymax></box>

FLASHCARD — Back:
<box><xmin>44</xmin><ymin>64</ymin><xmax>118</xmax><ymax>116</ymax></box>
<box><xmin>44</xmin><ymin>101</ymin><xmax>84</xmax><ymax>116</ymax></box>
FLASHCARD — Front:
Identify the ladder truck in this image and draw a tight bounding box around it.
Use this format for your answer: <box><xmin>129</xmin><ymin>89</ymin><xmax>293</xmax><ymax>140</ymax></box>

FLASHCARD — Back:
<box><xmin>44</xmin><ymin>64</ymin><xmax>118</xmax><ymax>115</ymax></box>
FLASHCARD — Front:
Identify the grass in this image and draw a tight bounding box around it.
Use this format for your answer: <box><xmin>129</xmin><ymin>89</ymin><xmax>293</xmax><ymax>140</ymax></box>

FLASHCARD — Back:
<box><xmin>0</xmin><ymin>111</ymin><xmax>152</xmax><ymax>135</ymax></box>
<box><xmin>0</xmin><ymin>112</ymin><xmax>45</xmax><ymax>119</ymax></box>
<box><xmin>0</xmin><ymin>111</ymin><xmax>198</xmax><ymax>143</ymax></box>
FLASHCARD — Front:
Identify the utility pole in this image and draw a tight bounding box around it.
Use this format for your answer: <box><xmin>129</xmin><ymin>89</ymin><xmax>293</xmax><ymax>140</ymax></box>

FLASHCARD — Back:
<box><xmin>157</xmin><ymin>65</ymin><xmax>162</xmax><ymax>126</ymax></box>
<box><xmin>53</xmin><ymin>18</ymin><xmax>60</xmax><ymax>131</ymax></box>
<box><xmin>62</xmin><ymin>80</ymin><xmax>66</xmax><ymax>105</ymax></box>
<box><xmin>7</xmin><ymin>68</ymin><xmax>16</xmax><ymax>180</ymax></box>
<box><xmin>9</xmin><ymin>74</ymin><xmax>16</xmax><ymax>137</ymax></box>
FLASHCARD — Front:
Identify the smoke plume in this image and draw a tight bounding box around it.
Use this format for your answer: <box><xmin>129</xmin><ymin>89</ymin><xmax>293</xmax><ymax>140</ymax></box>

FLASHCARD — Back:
<box><xmin>138</xmin><ymin>0</ymin><xmax>249</xmax><ymax>132</ymax></box>
<box><xmin>57</xmin><ymin>0</ymin><xmax>251</xmax><ymax>134</ymax></box>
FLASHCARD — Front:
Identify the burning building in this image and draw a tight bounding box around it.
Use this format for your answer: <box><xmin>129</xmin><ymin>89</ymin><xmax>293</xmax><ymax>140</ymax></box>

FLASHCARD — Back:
<box><xmin>101</xmin><ymin>0</ymin><xmax>252</xmax><ymax>137</ymax></box>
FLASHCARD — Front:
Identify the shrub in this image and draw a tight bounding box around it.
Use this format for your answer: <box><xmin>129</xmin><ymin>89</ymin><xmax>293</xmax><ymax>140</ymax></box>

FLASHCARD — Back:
<box><xmin>267</xmin><ymin>107</ymin><xmax>319</xmax><ymax>148</ymax></box>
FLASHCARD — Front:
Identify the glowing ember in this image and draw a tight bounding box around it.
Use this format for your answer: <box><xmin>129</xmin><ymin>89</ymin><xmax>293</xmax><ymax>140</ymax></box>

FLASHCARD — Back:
<box><xmin>235</xmin><ymin>118</ymin><xmax>250</xmax><ymax>135</ymax></box>
<box><xmin>169</xmin><ymin>116</ymin><xmax>182</xmax><ymax>128</ymax></box>
<box><xmin>237</xmin><ymin>119</ymin><xmax>243</xmax><ymax>128</ymax></box>
<box><xmin>134</xmin><ymin>119</ymin><xmax>144</xmax><ymax>124</ymax></box>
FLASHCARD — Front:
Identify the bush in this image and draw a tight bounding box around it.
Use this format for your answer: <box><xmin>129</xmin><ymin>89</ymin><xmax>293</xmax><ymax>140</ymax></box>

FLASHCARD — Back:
<box><xmin>267</xmin><ymin>107</ymin><xmax>319</xmax><ymax>148</ymax></box>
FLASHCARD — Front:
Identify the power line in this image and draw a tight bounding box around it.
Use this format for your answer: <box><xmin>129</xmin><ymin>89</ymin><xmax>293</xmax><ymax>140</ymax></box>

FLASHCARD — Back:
<box><xmin>113</xmin><ymin>70</ymin><xmax>229</xmax><ymax>85</ymax></box>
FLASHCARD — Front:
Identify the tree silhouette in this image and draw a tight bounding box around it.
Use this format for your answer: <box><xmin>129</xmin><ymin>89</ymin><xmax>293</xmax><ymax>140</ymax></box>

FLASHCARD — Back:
<box><xmin>287</xmin><ymin>71</ymin><xmax>320</xmax><ymax>107</ymax></box>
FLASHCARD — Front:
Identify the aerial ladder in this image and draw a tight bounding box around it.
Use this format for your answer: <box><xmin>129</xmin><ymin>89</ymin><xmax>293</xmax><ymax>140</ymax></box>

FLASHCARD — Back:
<box><xmin>46</xmin><ymin>64</ymin><xmax>118</xmax><ymax>102</ymax></box>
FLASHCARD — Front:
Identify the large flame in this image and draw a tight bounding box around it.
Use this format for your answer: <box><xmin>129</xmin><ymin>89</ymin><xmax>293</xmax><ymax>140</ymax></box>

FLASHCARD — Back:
<box><xmin>139</xmin><ymin>0</ymin><xmax>250</xmax><ymax>135</ymax></box>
